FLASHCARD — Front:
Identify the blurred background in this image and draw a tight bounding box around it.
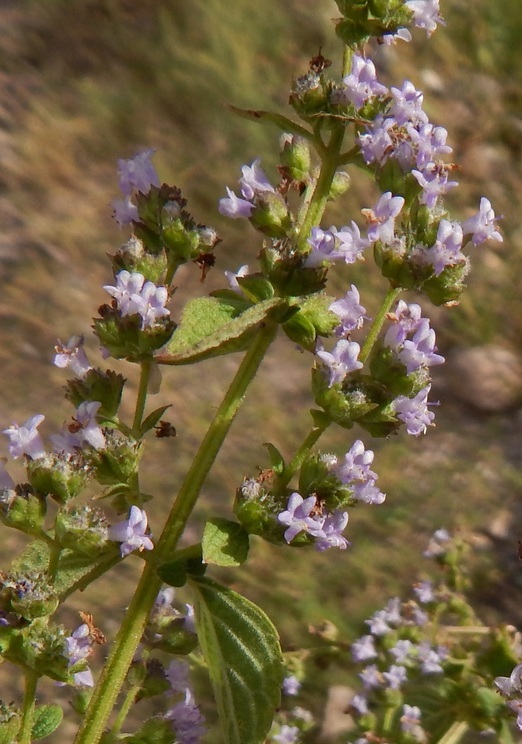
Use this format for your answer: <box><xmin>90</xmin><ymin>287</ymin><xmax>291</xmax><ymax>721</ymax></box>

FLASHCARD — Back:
<box><xmin>1</xmin><ymin>0</ymin><xmax>522</xmax><ymax>740</ymax></box>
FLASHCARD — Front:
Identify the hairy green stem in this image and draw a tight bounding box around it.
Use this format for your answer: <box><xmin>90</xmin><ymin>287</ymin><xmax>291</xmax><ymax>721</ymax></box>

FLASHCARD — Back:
<box><xmin>436</xmin><ymin>721</ymin><xmax>469</xmax><ymax>744</ymax></box>
<box><xmin>359</xmin><ymin>286</ymin><xmax>402</xmax><ymax>364</ymax></box>
<box><xmin>296</xmin><ymin>125</ymin><xmax>346</xmax><ymax>251</ymax></box>
<box><xmin>73</xmin><ymin>321</ymin><xmax>278</xmax><ymax>744</ymax></box>
<box><xmin>132</xmin><ymin>358</ymin><xmax>152</xmax><ymax>435</ymax></box>
<box><xmin>110</xmin><ymin>683</ymin><xmax>141</xmax><ymax>736</ymax></box>
<box><xmin>278</xmin><ymin>421</ymin><xmax>329</xmax><ymax>489</ymax></box>
<box><xmin>19</xmin><ymin>671</ymin><xmax>38</xmax><ymax>744</ymax></box>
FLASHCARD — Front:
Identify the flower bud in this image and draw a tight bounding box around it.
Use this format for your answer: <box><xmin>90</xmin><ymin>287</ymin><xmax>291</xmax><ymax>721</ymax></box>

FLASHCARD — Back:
<box><xmin>0</xmin><ymin>485</ymin><xmax>46</xmax><ymax>534</ymax></box>
<box><xmin>26</xmin><ymin>452</ymin><xmax>90</xmax><ymax>505</ymax></box>
<box><xmin>280</xmin><ymin>134</ymin><xmax>311</xmax><ymax>182</ymax></box>
<box><xmin>88</xmin><ymin>431</ymin><xmax>143</xmax><ymax>488</ymax></box>
<box><xmin>65</xmin><ymin>369</ymin><xmax>125</xmax><ymax>420</ymax></box>
<box><xmin>249</xmin><ymin>192</ymin><xmax>292</xmax><ymax>238</ymax></box>
<box><xmin>0</xmin><ymin>573</ymin><xmax>59</xmax><ymax>621</ymax></box>
<box><xmin>328</xmin><ymin>171</ymin><xmax>351</xmax><ymax>200</ymax></box>
<box><xmin>55</xmin><ymin>505</ymin><xmax>110</xmax><ymax>557</ymax></box>
<box><xmin>259</xmin><ymin>243</ymin><xmax>327</xmax><ymax>297</ymax></box>
<box><xmin>422</xmin><ymin>259</ymin><xmax>470</xmax><ymax>306</ymax></box>
<box><xmin>94</xmin><ymin>306</ymin><xmax>176</xmax><ymax>360</ymax></box>
<box><xmin>111</xmin><ymin>236</ymin><xmax>168</xmax><ymax>283</ymax></box>
<box><xmin>151</xmin><ymin>617</ymin><xmax>198</xmax><ymax>655</ymax></box>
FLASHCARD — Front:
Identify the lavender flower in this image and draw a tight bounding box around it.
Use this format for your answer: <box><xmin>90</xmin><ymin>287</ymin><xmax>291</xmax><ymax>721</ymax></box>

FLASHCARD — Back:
<box><xmin>412</xmin><ymin>163</ymin><xmax>458</xmax><ymax>209</ymax></box>
<box><xmin>108</xmin><ymin>505</ymin><xmax>154</xmax><ymax>556</ymax></box>
<box><xmin>396</xmin><ymin>319</ymin><xmax>445</xmax><ymax>374</ymax></box>
<box><xmin>219</xmin><ymin>187</ymin><xmax>255</xmax><ymax>219</ymax></box>
<box><xmin>104</xmin><ymin>270</ymin><xmax>170</xmax><ymax>329</ymax></box>
<box><xmin>390</xmin><ymin>81</ymin><xmax>428</xmax><ymax>126</ymax></box>
<box><xmin>351</xmin><ymin>635</ymin><xmax>377</xmax><ymax>662</ymax></box>
<box><xmin>338</xmin><ymin>54</ymin><xmax>388</xmax><ymax>109</ymax></box>
<box><xmin>314</xmin><ymin>509</ymin><xmax>350</xmax><ymax>551</ymax></box>
<box><xmin>282</xmin><ymin>675</ymin><xmax>301</xmax><ymax>696</ymax></box>
<box><xmin>401</xmin><ymin>704</ymin><xmax>426</xmax><ymax>740</ymax></box>
<box><xmin>383</xmin><ymin>664</ymin><xmax>408</xmax><ymax>689</ymax></box>
<box><xmin>316</xmin><ymin>339</ymin><xmax>363</xmax><ymax>387</ymax></box>
<box><xmin>277</xmin><ymin>492</ymin><xmax>325</xmax><ymax>543</ymax></box>
<box><xmin>54</xmin><ymin>336</ymin><xmax>93</xmax><ymax>378</ymax></box>
<box><xmin>413</xmin><ymin>580</ymin><xmax>434</xmax><ymax>603</ymax></box>
<box><xmin>350</xmin><ymin>693</ymin><xmax>369</xmax><ymax>715</ymax></box>
<box><xmin>3</xmin><ymin>414</ymin><xmax>46</xmax><ymax>460</ymax></box>
<box><xmin>462</xmin><ymin>197</ymin><xmax>503</xmax><ymax>245</ymax></box>
<box><xmin>65</xmin><ymin>623</ymin><xmax>95</xmax><ymax>688</ymax></box>
<box><xmin>166</xmin><ymin>687</ymin><xmax>207</xmax><ymax>744</ymax></box>
<box><xmin>329</xmin><ymin>285</ymin><xmax>367</xmax><ymax>336</ymax></box>
<box><xmin>272</xmin><ymin>725</ymin><xmax>300</xmax><ymax>744</ymax></box>
<box><xmin>393</xmin><ymin>385</ymin><xmax>436</xmax><ymax>436</ymax></box>
<box><xmin>363</xmin><ymin>192</ymin><xmax>405</xmax><ymax>245</ymax></box>
<box><xmin>112</xmin><ymin>195</ymin><xmax>139</xmax><ymax>227</ymax></box>
<box><xmin>405</xmin><ymin>0</ymin><xmax>445</xmax><ymax>36</ymax></box>
<box><xmin>51</xmin><ymin>401</ymin><xmax>106</xmax><ymax>453</ymax></box>
<box><xmin>166</xmin><ymin>660</ymin><xmax>191</xmax><ymax>693</ymax></box>
<box><xmin>224</xmin><ymin>264</ymin><xmax>250</xmax><ymax>293</ymax></box>
<box><xmin>390</xmin><ymin>639</ymin><xmax>414</xmax><ymax>664</ymax></box>
<box><xmin>423</xmin><ymin>528</ymin><xmax>450</xmax><ymax>557</ymax></box>
<box><xmin>335</xmin><ymin>440</ymin><xmax>386</xmax><ymax>505</ymax></box>
<box><xmin>117</xmin><ymin>148</ymin><xmax>160</xmax><ymax>197</ymax></box>
<box><xmin>219</xmin><ymin>159</ymin><xmax>274</xmax><ymax>219</ymax></box>
<box><xmin>421</xmin><ymin>219</ymin><xmax>464</xmax><ymax>276</ymax></box>
<box><xmin>359</xmin><ymin>664</ymin><xmax>383</xmax><ymax>690</ymax></box>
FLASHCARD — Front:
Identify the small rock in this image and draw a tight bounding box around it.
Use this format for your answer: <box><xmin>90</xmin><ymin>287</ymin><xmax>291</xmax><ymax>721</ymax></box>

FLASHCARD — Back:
<box><xmin>445</xmin><ymin>345</ymin><xmax>522</xmax><ymax>412</ymax></box>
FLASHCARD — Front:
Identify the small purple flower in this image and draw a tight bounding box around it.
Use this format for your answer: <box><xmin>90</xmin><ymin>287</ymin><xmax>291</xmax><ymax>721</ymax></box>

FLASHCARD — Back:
<box><xmin>410</xmin><ymin>122</ymin><xmax>452</xmax><ymax>169</ymax></box>
<box><xmin>393</xmin><ymin>385</ymin><xmax>436</xmax><ymax>436</ymax></box>
<box><xmin>54</xmin><ymin>335</ymin><xmax>93</xmax><ymax>378</ymax></box>
<box><xmin>405</xmin><ymin>0</ymin><xmax>445</xmax><ymax>36</ymax></box>
<box><xmin>421</xmin><ymin>219</ymin><xmax>464</xmax><ymax>276</ymax></box>
<box><xmin>350</xmin><ymin>693</ymin><xmax>369</xmax><ymax>715</ymax></box>
<box><xmin>65</xmin><ymin>623</ymin><xmax>95</xmax><ymax>688</ymax></box>
<box><xmin>357</xmin><ymin>115</ymin><xmax>394</xmax><ymax>166</ymax></box>
<box><xmin>364</xmin><ymin>192</ymin><xmax>405</xmax><ymax>245</ymax></box>
<box><xmin>390</xmin><ymin>81</ymin><xmax>428</xmax><ymax>126</ymax></box>
<box><xmin>239</xmin><ymin>159</ymin><xmax>275</xmax><ymax>200</ymax></box>
<box><xmin>166</xmin><ymin>687</ymin><xmax>207</xmax><ymax>744</ymax></box>
<box><xmin>224</xmin><ymin>264</ymin><xmax>249</xmax><ymax>293</ymax></box>
<box><xmin>104</xmin><ymin>270</ymin><xmax>170</xmax><ymax>329</ymax></box>
<box><xmin>417</xmin><ymin>641</ymin><xmax>444</xmax><ymax>674</ymax></box>
<box><xmin>167</xmin><ymin>660</ymin><xmax>191</xmax><ymax>693</ymax></box>
<box><xmin>396</xmin><ymin>319</ymin><xmax>445</xmax><ymax>374</ymax></box>
<box><xmin>462</xmin><ymin>197</ymin><xmax>503</xmax><ymax>245</ymax></box>
<box><xmin>365</xmin><ymin>610</ymin><xmax>392</xmax><ymax>636</ymax></box>
<box><xmin>335</xmin><ymin>440</ymin><xmax>386</xmax><ymax>505</ymax></box>
<box><xmin>496</xmin><ymin>664</ymin><xmax>522</xmax><ymax>697</ymax></box>
<box><xmin>359</xmin><ymin>664</ymin><xmax>383</xmax><ymax>690</ymax></box>
<box><xmin>423</xmin><ymin>528</ymin><xmax>450</xmax><ymax>557</ymax></box>
<box><xmin>314</xmin><ymin>509</ymin><xmax>350</xmax><ymax>551</ymax></box>
<box><xmin>108</xmin><ymin>505</ymin><xmax>154</xmax><ymax>556</ymax></box>
<box><xmin>338</xmin><ymin>54</ymin><xmax>388</xmax><ymax>109</ymax></box>
<box><xmin>272</xmin><ymin>725</ymin><xmax>300</xmax><ymax>744</ymax></box>
<box><xmin>383</xmin><ymin>664</ymin><xmax>408</xmax><ymax>690</ymax></box>
<box><xmin>218</xmin><ymin>187</ymin><xmax>254</xmax><ymax>219</ymax></box>
<box><xmin>112</xmin><ymin>195</ymin><xmax>139</xmax><ymax>227</ymax></box>
<box><xmin>334</xmin><ymin>223</ymin><xmax>370</xmax><ymax>263</ymax></box>
<box><xmin>117</xmin><ymin>148</ymin><xmax>160</xmax><ymax>197</ymax></box>
<box><xmin>282</xmin><ymin>675</ymin><xmax>301</xmax><ymax>696</ymax></box>
<box><xmin>413</xmin><ymin>580</ymin><xmax>434</xmax><ymax>603</ymax></box>
<box><xmin>412</xmin><ymin>163</ymin><xmax>458</xmax><ymax>209</ymax></box>
<box><xmin>0</xmin><ymin>460</ymin><xmax>14</xmax><ymax>490</ymax></box>
<box><xmin>401</xmin><ymin>704</ymin><xmax>424</xmax><ymax>738</ymax></box>
<box><xmin>277</xmin><ymin>492</ymin><xmax>325</xmax><ymax>544</ymax></box>
<box><xmin>51</xmin><ymin>401</ymin><xmax>106</xmax><ymax>453</ymax></box>
<box><xmin>316</xmin><ymin>339</ymin><xmax>363</xmax><ymax>387</ymax></box>
<box><xmin>3</xmin><ymin>414</ymin><xmax>46</xmax><ymax>460</ymax></box>
<box><xmin>390</xmin><ymin>639</ymin><xmax>414</xmax><ymax>664</ymax></box>
<box><xmin>351</xmin><ymin>635</ymin><xmax>377</xmax><ymax>662</ymax></box>
<box><xmin>330</xmin><ymin>285</ymin><xmax>367</xmax><ymax>336</ymax></box>
<box><xmin>305</xmin><ymin>227</ymin><xmax>344</xmax><ymax>266</ymax></box>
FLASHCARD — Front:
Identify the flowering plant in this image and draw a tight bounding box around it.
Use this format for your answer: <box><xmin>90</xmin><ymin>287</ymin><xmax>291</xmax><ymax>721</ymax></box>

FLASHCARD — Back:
<box><xmin>0</xmin><ymin>1</ymin><xmax>515</xmax><ymax>743</ymax></box>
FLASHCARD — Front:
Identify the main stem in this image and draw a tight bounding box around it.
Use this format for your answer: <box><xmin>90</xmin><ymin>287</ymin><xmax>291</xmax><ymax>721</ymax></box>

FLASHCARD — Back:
<box><xmin>73</xmin><ymin>321</ymin><xmax>277</xmax><ymax>744</ymax></box>
<box><xmin>19</xmin><ymin>671</ymin><xmax>38</xmax><ymax>744</ymax></box>
<box><xmin>436</xmin><ymin>721</ymin><xmax>469</xmax><ymax>744</ymax></box>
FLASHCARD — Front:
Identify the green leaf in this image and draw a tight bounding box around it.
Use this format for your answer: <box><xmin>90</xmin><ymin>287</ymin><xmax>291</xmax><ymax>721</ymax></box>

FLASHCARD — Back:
<box><xmin>157</xmin><ymin>559</ymin><xmax>188</xmax><ymax>588</ymax></box>
<box><xmin>202</xmin><ymin>519</ymin><xmax>249</xmax><ymax>567</ymax></box>
<box><xmin>32</xmin><ymin>704</ymin><xmax>63</xmax><ymax>740</ymax></box>
<box><xmin>138</xmin><ymin>404</ymin><xmax>172</xmax><ymax>437</ymax></box>
<box><xmin>263</xmin><ymin>442</ymin><xmax>285</xmax><ymax>475</ymax></box>
<box><xmin>156</xmin><ymin>296</ymin><xmax>286</xmax><ymax>366</ymax></box>
<box><xmin>191</xmin><ymin>576</ymin><xmax>283</xmax><ymax>744</ymax></box>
